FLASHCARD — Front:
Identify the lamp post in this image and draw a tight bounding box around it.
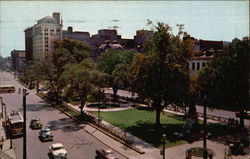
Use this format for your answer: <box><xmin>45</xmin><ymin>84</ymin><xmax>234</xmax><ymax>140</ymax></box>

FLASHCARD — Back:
<box><xmin>98</xmin><ymin>91</ymin><xmax>101</xmax><ymax>126</ymax></box>
<box><xmin>203</xmin><ymin>95</ymin><xmax>208</xmax><ymax>159</ymax></box>
<box><xmin>3</xmin><ymin>103</ymin><xmax>6</xmax><ymax>122</ymax></box>
<box><xmin>23</xmin><ymin>89</ymin><xmax>28</xmax><ymax>159</ymax></box>
<box><xmin>0</xmin><ymin>97</ymin><xmax>3</xmax><ymax>118</ymax></box>
<box><xmin>162</xmin><ymin>133</ymin><xmax>166</xmax><ymax>159</ymax></box>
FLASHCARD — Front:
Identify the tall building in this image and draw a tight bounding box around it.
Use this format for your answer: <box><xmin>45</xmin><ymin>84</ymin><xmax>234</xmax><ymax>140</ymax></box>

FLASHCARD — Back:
<box><xmin>10</xmin><ymin>50</ymin><xmax>26</xmax><ymax>75</ymax></box>
<box><xmin>51</xmin><ymin>26</ymin><xmax>90</xmax><ymax>50</ymax></box>
<box><xmin>24</xmin><ymin>12</ymin><xmax>62</xmax><ymax>60</ymax></box>
<box><xmin>24</xmin><ymin>27</ymin><xmax>33</xmax><ymax>61</ymax></box>
<box><xmin>134</xmin><ymin>30</ymin><xmax>154</xmax><ymax>48</ymax></box>
<box><xmin>90</xmin><ymin>29</ymin><xmax>122</xmax><ymax>47</ymax></box>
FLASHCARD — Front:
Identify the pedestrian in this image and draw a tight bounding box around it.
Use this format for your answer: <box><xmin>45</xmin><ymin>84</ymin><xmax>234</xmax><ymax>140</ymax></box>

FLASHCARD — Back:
<box><xmin>0</xmin><ymin>136</ymin><xmax>4</xmax><ymax>150</ymax></box>
<box><xmin>224</xmin><ymin>148</ymin><xmax>228</xmax><ymax>159</ymax></box>
<box><xmin>228</xmin><ymin>146</ymin><xmax>232</xmax><ymax>159</ymax></box>
<box><xmin>18</xmin><ymin>88</ymin><xmax>21</xmax><ymax>94</ymax></box>
<box><xmin>228</xmin><ymin>118</ymin><xmax>232</xmax><ymax>125</ymax></box>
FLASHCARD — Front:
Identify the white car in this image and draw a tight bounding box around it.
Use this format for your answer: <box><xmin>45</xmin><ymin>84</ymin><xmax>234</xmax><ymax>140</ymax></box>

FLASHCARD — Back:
<box><xmin>49</xmin><ymin>143</ymin><xmax>67</xmax><ymax>159</ymax></box>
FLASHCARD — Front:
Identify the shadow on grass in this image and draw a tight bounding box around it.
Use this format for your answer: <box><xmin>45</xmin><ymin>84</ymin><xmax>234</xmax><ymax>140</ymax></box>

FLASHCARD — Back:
<box><xmin>125</xmin><ymin>121</ymin><xmax>185</xmax><ymax>148</ymax></box>
<box><xmin>207</xmin><ymin>123</ymin><xmax>238</xmax><ymax>145</ymax></box>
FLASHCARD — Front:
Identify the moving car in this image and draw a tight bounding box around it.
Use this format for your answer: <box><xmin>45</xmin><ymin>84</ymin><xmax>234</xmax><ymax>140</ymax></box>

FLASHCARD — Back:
<box><xmin>49</xmin><ymin>143</ymin><xmax>67</xmax><ymax>159</ymax></box>
<box><xmin>96</xmin><ymin>149</ymin><xmax>119</xmax><ymax>159</ymax></box>
<box><xmin>30</xmin><ymin>118</ymin><xmax>42</xmax><ymax>129</ymax></box>
<box><xmin>39</xmin><ymin>128</ymin><xmax>53</xmax><ymax>141</ymax></box>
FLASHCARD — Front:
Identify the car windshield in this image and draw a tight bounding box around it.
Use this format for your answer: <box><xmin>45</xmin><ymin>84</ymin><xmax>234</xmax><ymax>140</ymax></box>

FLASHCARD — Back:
<box><xmin>53</xmin><ymin>146</ymin><xmax>62</xmax><ymax>150</ymax></box>
<box><xmin>42</xmin><ymin>128</ymin><xmax>50</xmax><ymax>132</ymax></box>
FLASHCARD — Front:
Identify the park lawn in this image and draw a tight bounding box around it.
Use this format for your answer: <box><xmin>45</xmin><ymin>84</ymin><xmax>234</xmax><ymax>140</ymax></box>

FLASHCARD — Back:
<box><xmin>92</xmin><ymin>108</ymin><xmax>187</xmax><ymax>148</ymax></box>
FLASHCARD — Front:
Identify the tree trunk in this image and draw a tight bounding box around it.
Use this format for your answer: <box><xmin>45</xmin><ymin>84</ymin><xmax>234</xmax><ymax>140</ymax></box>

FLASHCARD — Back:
<box><xmin>155</xmin><ymin>108</ymin><xmax>161</xmax><ymax>127</ymax></box>
<box><xmin>80</xmin><ymin>96</ymin><xmax>85</xmax><ymax>115</ymax></box>
<box><xmin>239</xmin><ymin>110</ymin><xmax>245</xmax><ymax>128</ymax></box>
<box><xmin>113</xmin><ymin>86</ymin><xmax>118</xmax><ymax>102</ymax></box>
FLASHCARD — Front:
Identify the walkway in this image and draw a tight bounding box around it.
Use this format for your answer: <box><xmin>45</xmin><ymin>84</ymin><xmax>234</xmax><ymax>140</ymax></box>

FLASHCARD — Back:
<box><xmin>65</xmin><ymin>102</ymin><xmax>250</xmax><ymax>159</ymax></box>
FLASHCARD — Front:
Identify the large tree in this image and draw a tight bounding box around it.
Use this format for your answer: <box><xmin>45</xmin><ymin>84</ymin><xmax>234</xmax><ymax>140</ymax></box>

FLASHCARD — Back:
<box><xmin>199</xmin><ymin>37</ymin><xmax>249</xmax><ymax>127</ymax></box>
<box><xmin>98</xmin><ymin>49</ymin><xmax>137</xmax><ymax>101</ymax></box>
<box><xmin>131</xmin><ymin>22</ymin><xmax>192</xmax><ymax>127</ymax></box>
<box><xmin>30</xmin><ymin>39</ymin><xmax>92</xmax><ymax>102</ymax></box>
<box><xmin>60</xmin><ymin>59</ymin><xmax>107</xmax><ymax>114</ymax></box>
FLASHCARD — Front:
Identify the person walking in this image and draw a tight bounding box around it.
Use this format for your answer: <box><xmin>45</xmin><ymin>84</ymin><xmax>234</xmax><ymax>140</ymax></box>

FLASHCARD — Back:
<box><xmin>228</xmin><ymin>146</ymin><xmax>233</xmax><ymax>159</ymax></box>
<box><xmin>0</xmin><ymin>136</ymin><xmax>4</xmax><ymax>150</ymax></box>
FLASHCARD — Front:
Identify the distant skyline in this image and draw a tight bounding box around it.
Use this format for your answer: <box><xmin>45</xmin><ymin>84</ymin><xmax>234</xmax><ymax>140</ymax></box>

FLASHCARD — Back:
<box><xmin>0</xmin><ymin>1</ymin><xmax>249</xmax><ymax>57</ymax></box>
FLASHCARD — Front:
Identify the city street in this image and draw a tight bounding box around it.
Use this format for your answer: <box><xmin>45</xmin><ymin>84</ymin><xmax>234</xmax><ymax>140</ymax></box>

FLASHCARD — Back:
<box><xmin>0</xmin><ymin>71</ymin><xmax>126</xmax><ymax>159</ymax></box>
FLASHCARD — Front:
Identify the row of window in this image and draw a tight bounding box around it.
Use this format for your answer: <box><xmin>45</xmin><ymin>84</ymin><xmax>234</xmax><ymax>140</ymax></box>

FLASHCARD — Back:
<box><xmin>191</xmin><ymin>62</ymin><xmax>206</xmax><ymax>71</ymax></box>
<box><xmin>44</xmin><ymin>28</ymin><xmax>60</xmax><ymax>32</ymax></box>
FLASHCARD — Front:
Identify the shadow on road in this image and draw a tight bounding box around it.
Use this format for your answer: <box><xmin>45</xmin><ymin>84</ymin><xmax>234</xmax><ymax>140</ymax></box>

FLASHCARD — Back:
<box><xmin>24</xmin><ymin>104</ymin><xmax>55</xmax><ymax>112</ymax></box>
<box><xmin>47</xmin><ymin>118</ymin><xmax>84</xmax><ymax>132</ymax></box>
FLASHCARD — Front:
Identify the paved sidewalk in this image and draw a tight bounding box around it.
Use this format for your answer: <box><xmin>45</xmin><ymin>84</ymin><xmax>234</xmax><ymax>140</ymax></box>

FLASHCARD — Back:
<box><xmin>65</xmin><ymin>101</ymin><xmax>250</xmax><ymax>159</ymax></box>
<box><xmin>0</xmin><ymin>117</ymin><xmax>16</xmax><ymax>159</ymax></box>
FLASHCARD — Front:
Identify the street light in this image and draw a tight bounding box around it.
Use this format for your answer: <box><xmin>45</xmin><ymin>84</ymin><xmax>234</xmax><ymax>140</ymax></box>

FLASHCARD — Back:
<box><xmin>0</xmin><ymin>97</ymin><xmax>3</xmax><ymax>118</ymax></box>
<box><xmin>162</xmin><ymin>133</ymin><xmax>166</xmax><ymax>159</ymax></box>
<box><xmin>203</xmin><ymin>94</ymin><xmax>208</xmax><ymax>159</ymax></box>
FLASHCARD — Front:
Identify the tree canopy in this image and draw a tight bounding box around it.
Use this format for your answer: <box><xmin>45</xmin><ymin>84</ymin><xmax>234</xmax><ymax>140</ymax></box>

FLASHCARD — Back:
<box><xmin>199</xmin><ymin>37</ymin><xmax>250</xmax><ymax>126</ymax></box>
<box><xmin>130</xmin><ymin>22</ymin><xmax>193</xmax><ymax>127</ymax></box>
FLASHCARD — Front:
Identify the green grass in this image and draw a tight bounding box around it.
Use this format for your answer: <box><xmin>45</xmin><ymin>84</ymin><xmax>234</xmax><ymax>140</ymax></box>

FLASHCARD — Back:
<box><xmin>92</xmin><ymin>109</ymin><xmax>186</xmax><ymax>148</ymax></box>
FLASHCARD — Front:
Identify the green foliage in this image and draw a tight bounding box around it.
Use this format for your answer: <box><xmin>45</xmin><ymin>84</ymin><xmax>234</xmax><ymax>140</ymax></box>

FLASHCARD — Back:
<box><xmin>199</xmin><ymin>37</ymin><xmax>249</xmax><ymax>111</ymax></box>
<box><xmin>130</xmin><ymin>22</ymin><xmax>193</xmax><ymax>126</ymax></box>
<box><xmin>98</xmin><ymin>49</ymin><xmax>138</xmax><ymax>99</ymax></box>
<box><xmin>60</xmin><ymin>58</ymin><xmax>108</xmax><ymax>113</ymax></box>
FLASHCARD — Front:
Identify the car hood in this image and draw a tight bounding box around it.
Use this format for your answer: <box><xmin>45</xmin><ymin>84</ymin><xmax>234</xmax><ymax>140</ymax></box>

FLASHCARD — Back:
<box><xmin>52</xmin><ymin>149</ymin><xmax>67</xmax><ymax>156</ymax></box>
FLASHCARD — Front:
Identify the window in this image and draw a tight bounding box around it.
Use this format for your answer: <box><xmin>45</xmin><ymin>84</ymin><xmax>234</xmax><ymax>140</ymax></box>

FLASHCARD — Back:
<box><xmin>202</xmin><ymin>62</ymin><xmax>206</xmax><ymax>67</ymax></box>
<box><xmin>192</xmin><ymin>63</ymin><xmax>195</xmax><ymax>70</ymax></box>
<box><xmin>197</xmin><ymin>63</ymin><xmax>200</xmax><ymax>70</ymax></box>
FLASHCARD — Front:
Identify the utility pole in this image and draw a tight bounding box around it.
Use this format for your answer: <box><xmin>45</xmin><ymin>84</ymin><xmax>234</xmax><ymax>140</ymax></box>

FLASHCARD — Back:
<box><xmin>203</xmin><ymin>95</ymin><xmax>208</xmax><ymax>159</ymax></box>
<box><xmin>162</xmin><ymin>134</ymin><xmax>166</xmax><ymax>159</ymax></box>
<box><xmin>23</xmin><ymin>89</ymin><xmax>28</xmax><ymax>159</ymax></box>
<box><xmin>0</xmin><ymin>97</ymin><xmax>3</xmax><ymax>118</ymax></box>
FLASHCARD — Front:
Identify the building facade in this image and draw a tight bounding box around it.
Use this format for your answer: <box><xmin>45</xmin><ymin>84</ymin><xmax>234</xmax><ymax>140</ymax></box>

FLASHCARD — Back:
<box><xmin>24</xmin><ymin>12</ymin><xmax>62</xmax><ymax>60</ymax></box>
<box><xmin>10</xmin><ymin>50</ymin><xmax>26</xmax><ymax>75</ymax></box>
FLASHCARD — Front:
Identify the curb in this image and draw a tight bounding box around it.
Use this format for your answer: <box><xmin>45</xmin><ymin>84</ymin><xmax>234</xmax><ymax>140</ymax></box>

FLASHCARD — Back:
<box><xmin>89</xmin><ymin>123</ymin><xmax>145</xmax><ymax>154</ymax></box>
<box><xmin>36</xmin><ymin>93</ymin><xmax>144</xmax><ymax>155</ymax></box>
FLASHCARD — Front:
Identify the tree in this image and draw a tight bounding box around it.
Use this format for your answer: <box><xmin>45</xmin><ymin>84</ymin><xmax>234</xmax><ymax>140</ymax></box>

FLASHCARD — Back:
<box><xmin>130</xmin><ymin>22</ymin><xmax>192</xmax><ymax>127</ymax></box>
<box><xmin>98</xmin><ymin>49</ymin><xmax>137</xmax><ymax>101</ymax></box>
<box><xmin>199</xmin><ymin>37</ymin><xmax>249</xmax><ymax>127</ymax></box>
<box><xmin>29</xmin><ymin>39</ymin><xmax>92</xmax><ymax>103</ymax></box>
<box><xmin>60</xmin><ymin>58</ymin><xmax>107</xmax><ymax>114</ymax></box>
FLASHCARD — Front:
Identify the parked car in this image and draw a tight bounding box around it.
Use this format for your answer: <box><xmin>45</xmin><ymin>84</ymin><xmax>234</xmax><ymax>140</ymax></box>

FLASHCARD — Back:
<box><xmin>49</xmin><ymin>143</ymin><xmax>67</xmax><ymax>159</ymax></box>
<box><xmin>30</xmin><ymin>118</ymin><xmax>42</xmax><ymax>129</ymax></box>
<box><xmin>96</xmin><ymin>149</ymin><xmax>119</xmax><ymax>159</ymax></box>
<box><xmin>39</xmin><ymin>128</ymin><xmax>53</xmax><ymax>141</ymax></box>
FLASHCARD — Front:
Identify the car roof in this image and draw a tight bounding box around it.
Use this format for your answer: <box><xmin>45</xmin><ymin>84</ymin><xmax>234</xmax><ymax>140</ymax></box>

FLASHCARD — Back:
<box><xmin>42</xmin><ymin>128</ymin><xmax>50</xmax><ymax>131</ymax></box>
<box><xmin>51</xmin><ymin>143</ymin><xmax>63</xmax><ymax>148</ymax></box>
<box><xmin>31</xmin><ymin>118</ymin><xmax>40</xmax><ymax>121</ymax></box>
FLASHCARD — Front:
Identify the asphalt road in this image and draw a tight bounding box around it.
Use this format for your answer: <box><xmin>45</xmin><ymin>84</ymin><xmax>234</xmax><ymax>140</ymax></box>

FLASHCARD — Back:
<box><xmin>0</xmin><ymin>71</ymin><xmax>126</xmax><ymax>159</ymax></box>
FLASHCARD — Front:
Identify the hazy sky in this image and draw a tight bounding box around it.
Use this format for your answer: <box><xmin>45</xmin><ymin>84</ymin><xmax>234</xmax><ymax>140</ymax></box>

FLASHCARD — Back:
<box><xmin>0</xmin><ymin>1</ymin><xmax>249</xmax><ymax>57</ymax></box>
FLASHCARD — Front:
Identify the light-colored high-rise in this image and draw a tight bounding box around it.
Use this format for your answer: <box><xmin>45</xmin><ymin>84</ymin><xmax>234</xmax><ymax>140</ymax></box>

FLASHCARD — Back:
<box><xmin>25</xmin><ymin>12</ymin><xmax>62</xmax><ymax>60</ymax></box>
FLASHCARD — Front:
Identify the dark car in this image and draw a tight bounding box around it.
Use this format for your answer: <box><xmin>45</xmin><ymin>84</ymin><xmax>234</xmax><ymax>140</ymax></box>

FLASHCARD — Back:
<box><xmin>30</xmin><ymin>118</ymin><xmax>42</xmax><ymax>129</ymax></box>
<box><xmin>39</xmin><ymin>128</ymin><xmax>53</xmax><ymax>142</ymax></box>
<box><xmin>96</xmin><ymin>149</ymin><xmax>119</xmax><ymax>159</ymax></box>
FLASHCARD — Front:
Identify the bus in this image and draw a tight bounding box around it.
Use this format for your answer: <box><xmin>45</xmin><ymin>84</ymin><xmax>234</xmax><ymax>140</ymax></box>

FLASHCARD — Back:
<box><xmin>7</xmin><ymin>111</ymin><xmax>24</xmax><ymax>137</ymax></box>
<box><xmin>0</xmin><ymin>85</ymin><xmax>15</xmax><ymax>94</ymax></box>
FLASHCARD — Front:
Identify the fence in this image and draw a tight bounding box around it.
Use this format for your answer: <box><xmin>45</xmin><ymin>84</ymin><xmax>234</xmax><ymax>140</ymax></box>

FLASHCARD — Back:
<box><xmin>82</xmin><ymin>111</ymin><xmax>133</xmax><ymax>145</ymax></box>
<box><xmin>166</xmin><ymin>105</ymin><xmax>228</xmax><ymax>123</ymax></box>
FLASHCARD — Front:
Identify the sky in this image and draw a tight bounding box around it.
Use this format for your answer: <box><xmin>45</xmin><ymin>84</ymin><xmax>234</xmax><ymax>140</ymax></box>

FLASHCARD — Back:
<box><xmin>0</xmin><ymin>1</ymin><xmax>249</xmax><ymax>57</ymax></box>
